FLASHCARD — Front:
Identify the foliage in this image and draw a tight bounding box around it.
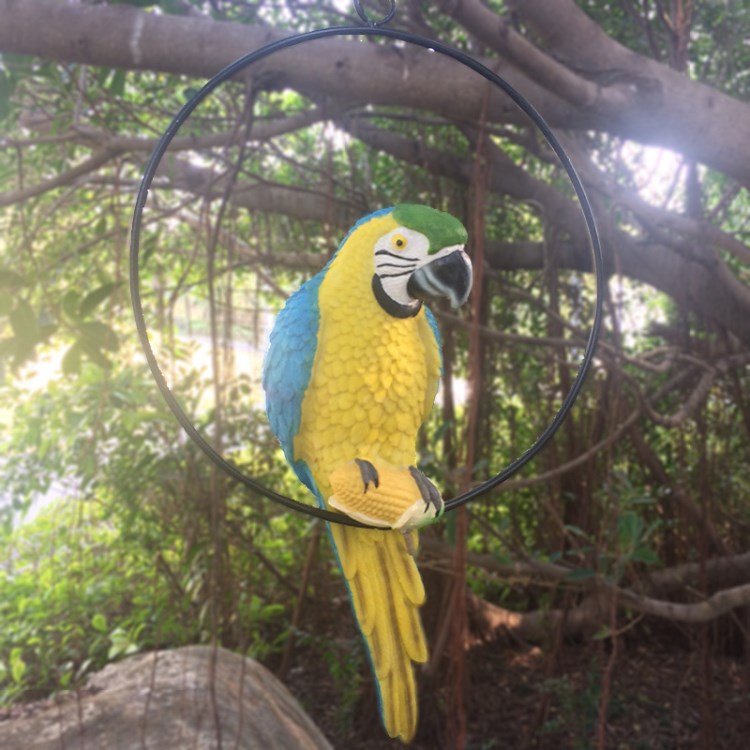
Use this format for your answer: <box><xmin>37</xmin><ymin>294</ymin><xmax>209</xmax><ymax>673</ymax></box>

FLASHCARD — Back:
<box><xmin>537</xmin><ymin>661</ymin><xmax>624</xmax><ymax>749</ymax></box>
<box><xmin>1</xmin><ymin>1</ymin><xmax>750</xmax><ymax>747</ymax></box>
<box><xmin>0</xmin><ymin>497</ymin><xmax>195</xmax><ymax>703</ymax></box>
<box><xmin>0</xmin><ymin>354</ymin><xmax>316</xmax><ymax>702</ymax></box>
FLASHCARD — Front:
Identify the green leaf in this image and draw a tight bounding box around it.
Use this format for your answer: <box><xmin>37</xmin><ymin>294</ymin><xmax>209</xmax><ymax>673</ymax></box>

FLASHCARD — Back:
<box><xmin>10</xmin><ymin>647</ymin><xmax>26</xmax><ymax>684</ymax></box>
<box><xmin>59</xmin><ymin>670</ymin><xmax>73</xmax><ymax>689</ymax></box>
<box><xmin>78</xmin><ymin>282</ymin><xmax>122</xmax><ymax>318</ymax></box>
<box><xmin>91</xmin><ymin>613</ymin><xmax>108</xmax><ymax>633</ymax></box>
<box><xmin>618</xmin><ymin>511</ymin><xmax>644</xmax><ymax>549</ymax></box>
<box><xmin>108</xmin><ymin>69</ymin><xmax>126</xmax><ymax>98</ymax></box>
<box><xmin>564</xmin><ymin>524</ymin><xmax>589</xmax><ymax>539</ymax></box>
<box><xmin>108</xmin><ymin>627</ymin><xmax>139</xmax><ymax>660</ymax></box>
<box><xmin>9</xmin><ymin>300</ymin><xmax>40</xmax><ymax>344</ymax></box>
<box><xmin>78</xmin><ymin>321</ymin><xmax>119</xmax><ymax>351</ymax></box>
<box><xmin>593</xmin><ymin>625</ymin><xmax>612</xmax><ymax>641</ymax></box>
<box><xmin>631</xmin><ymin>546</ymin><xmax>659</xmax><ymax>565</ymax></box>
<box><xmin>62</xmin><ymin>290</ymin><xmax>82</xmax><ymax>321</ymax></box>
<box><xmin>259</xmin><ymin>603</ymin><xmax>285</xmax><ymax>620</ymax></box>
<box><xmin>79</xmin><ymin>339</ymin><xmax>112</xmax><ymax>369</ymax></box>
<box><xmin>564</xmin><ymin>567</ymin><xmax>597</xmax><ymax>582</ymax></box>
<box><xmin>62</xmin><ymin>341</ymin><xmax>83</xmax><ymax>376</ymax></box>
<box><xmin>75</xmin><ymin>658</ymin><xmax>94</xmax><ymax>681</ymax></box>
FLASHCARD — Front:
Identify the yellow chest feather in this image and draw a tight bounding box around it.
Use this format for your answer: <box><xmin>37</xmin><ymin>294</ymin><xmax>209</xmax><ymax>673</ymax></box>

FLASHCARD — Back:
<box><xmin>293</xmin><ymin>248</ymin><xmax>439</xmax><ymax>495</ymax></box>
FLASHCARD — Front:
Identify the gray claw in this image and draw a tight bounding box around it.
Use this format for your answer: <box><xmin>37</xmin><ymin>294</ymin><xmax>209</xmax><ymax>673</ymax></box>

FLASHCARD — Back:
<box><xmin>355</xmin><ymin>458</ymin><xmax>380</xmax><ymax>493</ymax></box>
<box><xmin>409</xmin><ymin>466</ymin><xmax>444</xmax><ymax>516</ymax></box>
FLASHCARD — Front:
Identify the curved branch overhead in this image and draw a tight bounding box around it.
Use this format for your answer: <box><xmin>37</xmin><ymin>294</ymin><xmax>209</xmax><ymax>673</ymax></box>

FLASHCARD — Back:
<box><xmin>2</xmin><ymin>0</ymin><xmax>750</xmax><ymax>183</ymax></box>
<box><xmin>1</xmin><ymin>0</ymin><xmax>749</xmax><ymax>341</ymax></box>
<box><xmin>504</xmin><ymin>0</ymin><xmax>750</xmax><ymax>187</ymax></box>
<box><xmin>0</xmin><ymin>0</ymin><xmax>576</xmax><ymax>127</ymax></box>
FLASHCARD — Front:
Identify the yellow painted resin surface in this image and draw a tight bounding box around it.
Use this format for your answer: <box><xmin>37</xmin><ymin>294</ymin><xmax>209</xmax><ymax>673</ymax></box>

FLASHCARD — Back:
<box><xmin>293</xmin><ymin>214</ymin><xmax>440</xmax><ymax>502</ymax></box>
<box><xmin>293</xmin><ymin>213</ymin><xmax>441</xmax><ymax>742</ymax></box>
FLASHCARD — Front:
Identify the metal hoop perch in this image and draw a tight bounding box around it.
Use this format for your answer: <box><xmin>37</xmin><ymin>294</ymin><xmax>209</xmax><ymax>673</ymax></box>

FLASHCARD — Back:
<box><xmin>130</xmin><ymin>21</ymin><xmax>604</xmax><ymax>527</ymax></box>
<box><xmin>353</xmin><ymin>0</ymin><xmax>397</xmax><ymax>27</ymax></box>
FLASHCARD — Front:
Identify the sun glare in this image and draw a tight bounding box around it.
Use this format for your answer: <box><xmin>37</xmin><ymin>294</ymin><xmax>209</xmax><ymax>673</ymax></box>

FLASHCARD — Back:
<box><xmin>620</xmin><ymin>141</ymin><xmax>685</xmax><ymax>206</ymax></box>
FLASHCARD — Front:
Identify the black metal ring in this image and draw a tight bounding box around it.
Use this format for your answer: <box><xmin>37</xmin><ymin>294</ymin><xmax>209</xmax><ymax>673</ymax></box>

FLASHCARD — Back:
<box><xmin>130</xmin><ymin>25</ymin><xmax>604</xmax><ymax>526</ymax></box>
<box><xmin>353</xmin><ymin>0</ymin><xmax>396</xmax><ymax>27</ymax></box>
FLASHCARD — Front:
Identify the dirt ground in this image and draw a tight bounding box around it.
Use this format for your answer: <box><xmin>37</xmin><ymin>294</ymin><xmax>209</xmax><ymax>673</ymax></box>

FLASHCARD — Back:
<box><xmin>2</xmin><ymin>622</ymin><xmax>748</xmax><ymax>749</ymax></box>
<box><xmin>285</xmin><ymin>630</ymin><xmax>750</xmax><ymax>750</ymax></box>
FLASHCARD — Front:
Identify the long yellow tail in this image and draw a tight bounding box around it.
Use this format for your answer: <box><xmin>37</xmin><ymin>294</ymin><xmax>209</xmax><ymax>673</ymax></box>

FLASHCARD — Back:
<box><xmin>329</xmin><ymin>524</ymin><xmax>428</xmax><ymax>743</ymax></box>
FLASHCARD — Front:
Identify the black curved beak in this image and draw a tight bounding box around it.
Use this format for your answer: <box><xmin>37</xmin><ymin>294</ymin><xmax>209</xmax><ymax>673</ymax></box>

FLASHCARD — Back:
<box><xmin>407</xmin><ymin>249</ymin><xmax>473</xmax><ymax>309</ymax></box>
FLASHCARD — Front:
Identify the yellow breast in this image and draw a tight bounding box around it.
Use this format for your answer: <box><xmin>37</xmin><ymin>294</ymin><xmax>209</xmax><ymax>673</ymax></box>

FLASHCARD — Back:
<box><xmin>293</xmin><ymin>216</ymin><xmax>440</xmax><ymax>500</ymax></box>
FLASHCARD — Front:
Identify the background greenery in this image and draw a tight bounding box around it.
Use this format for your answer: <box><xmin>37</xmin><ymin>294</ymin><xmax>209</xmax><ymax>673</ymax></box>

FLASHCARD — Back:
<box><xmin>2</xmin><ymin>1</ymin><xmax>750</xmax><ymax>748</ymax></box>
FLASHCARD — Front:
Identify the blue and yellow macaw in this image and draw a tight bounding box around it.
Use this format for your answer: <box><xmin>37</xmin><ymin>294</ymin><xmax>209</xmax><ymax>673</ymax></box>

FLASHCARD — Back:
<box><xmin>263</xmin><ymin>204</ymin><xmax>472</xmax><ymax>742</ymax></box>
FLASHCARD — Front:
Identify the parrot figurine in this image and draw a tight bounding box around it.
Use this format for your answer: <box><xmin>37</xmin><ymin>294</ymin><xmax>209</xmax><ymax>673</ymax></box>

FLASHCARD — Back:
<box><xmin>262</xmin><ymin>204</ymin><xmax>472</xmax><ymax>742</ymax></box>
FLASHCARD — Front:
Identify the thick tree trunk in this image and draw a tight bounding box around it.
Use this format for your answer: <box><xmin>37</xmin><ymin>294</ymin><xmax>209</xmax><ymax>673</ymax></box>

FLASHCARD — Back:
<box><xmin>2</xmin><ymin>0</ymin><xmax>750</xmax><ymax>184</ymax></box>
<box><xmin>1</xmin><ymin>0</ymin><xmax>749</xmax><ymax>339</ymax></box>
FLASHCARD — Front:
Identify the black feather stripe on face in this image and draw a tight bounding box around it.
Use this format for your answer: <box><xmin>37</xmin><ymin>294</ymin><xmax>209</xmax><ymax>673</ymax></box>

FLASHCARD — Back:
<box><xmin>375</xmin><ymin>249</ymin><xmax>420</xmax><ymax>262</ymax></box>
<box><xmin>371</xmin><ymin>275</ymin><xmax>421</xmax><ymax>318</ymax></box>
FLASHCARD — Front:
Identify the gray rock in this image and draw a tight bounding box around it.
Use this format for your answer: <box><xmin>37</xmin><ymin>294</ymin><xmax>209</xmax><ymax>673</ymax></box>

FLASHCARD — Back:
<box><xmin>0</xmin><ymin>645</ymin><xmax>332</xmax><ymax>749</ymax></box>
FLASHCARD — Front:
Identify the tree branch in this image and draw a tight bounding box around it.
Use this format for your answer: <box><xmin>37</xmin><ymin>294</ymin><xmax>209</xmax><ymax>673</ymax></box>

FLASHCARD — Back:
<box><xmin>0</xmin><ymin>149</ymin><xmax>117</xmax><ymax>207</ymax></box>
<box><xmin>3</xmin><ymin>0</ymin><xmax>750</xmax><ymax>183</ymax></box>
<box><xmin>424</xmin><ymin>541</ymin><xmax>750</xmax><ymax>640</ymax></box>
<box><xmin>344</xmin><ymin>120</ymin><xmax>750</xmax><ymax>344</ymax></box>
<box><xmin>507</xmin><ymin>0</ymin><xmax>750</xmax><ymax>186</ymax></box>
<box><xmin>439</xmin><ymin>0</ymin><xmax>615</xmax><ymax>110</ymax></box>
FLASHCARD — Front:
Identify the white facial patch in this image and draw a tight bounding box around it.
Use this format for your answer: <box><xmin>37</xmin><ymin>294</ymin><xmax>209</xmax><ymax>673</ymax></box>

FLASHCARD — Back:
<box><xmin>373</xmin><ymin>227</ymin><xmax>431</xmax><ymax>307</ymax></box>
<box><xmin>374</xmin><ymin>227</ymin><xmax>468</xmax><ymax>308</ymax></box>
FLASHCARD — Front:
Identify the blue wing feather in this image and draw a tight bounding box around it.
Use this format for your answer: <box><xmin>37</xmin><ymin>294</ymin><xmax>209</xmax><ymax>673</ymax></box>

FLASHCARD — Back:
<box><xmin>424</xmin><ymin>306</ymin><xmax>443</xmax><ymax>374</ymax></box>
<box><xmin>263</xmin><ymin>207</ymin><xmax>396</xmax><ymax>503</ymax></box>
<box><xmin>262</xmin><ymin>272</ymin><xmax>326</xmax><ymax>499</ymax></box>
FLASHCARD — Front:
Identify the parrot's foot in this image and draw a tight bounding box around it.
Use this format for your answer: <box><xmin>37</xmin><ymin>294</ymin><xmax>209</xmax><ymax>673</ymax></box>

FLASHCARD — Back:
<box><xmin>408</xmin><ymin>466</ymin><xmax>443</xmax><ymax>516</ymax></box>
<box><xmin>355</xmin><ymin>458</ymin><xmax>380</xmax><ymax>492</ymax></box>
<box><xmin>328</xmin><ymin>460</ymin><xmax>443</xmax><ymax>531</ymax></box>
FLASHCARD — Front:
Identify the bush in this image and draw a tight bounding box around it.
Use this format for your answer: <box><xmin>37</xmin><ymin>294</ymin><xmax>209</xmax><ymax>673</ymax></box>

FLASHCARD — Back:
<box><xmin>0</xmin><ymin>498</ymin><xmax>198</xmax><ymax>704</ymax></box>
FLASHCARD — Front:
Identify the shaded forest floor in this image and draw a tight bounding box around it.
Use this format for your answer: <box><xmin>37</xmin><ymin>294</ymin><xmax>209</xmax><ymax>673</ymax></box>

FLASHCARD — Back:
<box><xmin>2</xmin><ymin>617</ymin><xmax>749</xmax><ymax>749</ymax></box>
<box><xmin>284</xmin><ymin>629</ymin><xmax>750</xmax><ymax>750</ymax></box>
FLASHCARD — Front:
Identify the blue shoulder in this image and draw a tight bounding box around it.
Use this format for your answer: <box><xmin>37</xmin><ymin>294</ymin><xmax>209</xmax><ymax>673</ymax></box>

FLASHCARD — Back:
<box><xmin>262</xmin><ymin>208</ymin><xmax>395</xmax><ymax>502</ymax></box>
<box><xmin>262</xmin><ymin>272</ymin><xmax>325</xmax><ymax>496</ymax></box>
<box><xmin>424</xmin><ymin>306</ymin><xmax>443</xmax><ymax>373</ymax></box>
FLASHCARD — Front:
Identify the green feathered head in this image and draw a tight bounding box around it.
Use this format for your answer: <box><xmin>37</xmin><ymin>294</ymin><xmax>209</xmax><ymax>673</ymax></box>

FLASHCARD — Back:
<box><xmin>366</xmin><ymin>204</ymin><xmax>472</xmax><ymax>317</ymax></box>
<box><xmin>392</xmin><ymin>204</ymin><xmax>469</xmax><ymax>255</ymax></box>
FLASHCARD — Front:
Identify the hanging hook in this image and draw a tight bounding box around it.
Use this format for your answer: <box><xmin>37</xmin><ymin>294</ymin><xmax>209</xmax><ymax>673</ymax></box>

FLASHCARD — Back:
<box><xmin>353</xmin><ymin>0</ymin><xmax>396</xmax><ymax>27</ymax></box>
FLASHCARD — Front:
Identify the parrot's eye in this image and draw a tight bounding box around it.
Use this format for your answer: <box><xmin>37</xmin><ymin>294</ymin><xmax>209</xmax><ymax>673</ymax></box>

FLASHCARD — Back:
<box><xmin>391</xmin><ymin>235</ymin><xmax>408</xmax><ymax>250</ymax></box>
